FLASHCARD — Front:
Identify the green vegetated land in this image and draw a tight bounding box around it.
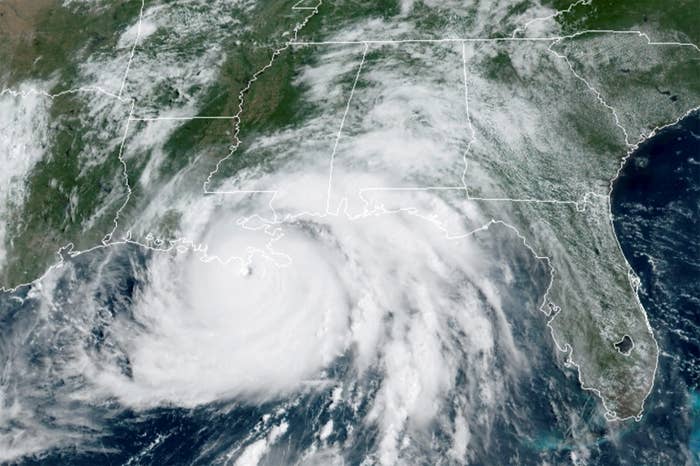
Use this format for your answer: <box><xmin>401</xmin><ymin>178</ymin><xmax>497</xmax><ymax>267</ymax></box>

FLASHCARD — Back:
<box><xmin>0</xmin><ymin>0</ymin><xmax>147</xmax><ymax>89</ymax></box>
<box><xmin>164</xmin><ymin>0</ymin><xmax>403</xmax><ymax>181</ymax></box>
<box><xmin>1</xmin><ymin>1</ymin><xmax>147</xmax><ymax>285</ymax></box>
<box><xmin>117</xmin><ymin>1</ymin><xmax>327</xmax><ymax>234</ymax></box>
<box><xmin>3</xmin><ymin>0</ymin><xmax>699</xmax><ymax>288</ymax></box>
<box><xmin>120</xmin><ymin>0</ymin><xmax>407</xmax><ymax>224</ymax></box>
<box><xmin>2</xmin><ymin>94</ymin><xmax>129</xmax><ymax>285</ymax></box>
<box><xmin>547</xmin><ymin>0</ymin><xmax>700</xmax><ymax>45</ymax></box>
<box><xmin>1</xmin><ymin>0</ymin><xmax>328</xmax><ymax>286</ymax></box>
<box><xmin>0</xmin><ymin>0</ymin><xmax>425</xmax><ymax>286</ymax></box>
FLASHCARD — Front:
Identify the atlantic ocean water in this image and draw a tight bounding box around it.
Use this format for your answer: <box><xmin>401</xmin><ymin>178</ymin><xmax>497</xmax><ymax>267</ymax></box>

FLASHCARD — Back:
<box><xmin>610</xmin><ymin>110</ymin><xmax>700</xmax><ymax>465</ymax></box>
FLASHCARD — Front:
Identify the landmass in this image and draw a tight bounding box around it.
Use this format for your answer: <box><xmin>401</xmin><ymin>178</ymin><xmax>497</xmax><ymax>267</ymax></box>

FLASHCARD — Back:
<box><xmin>1</xmin><ymin>0</ymin><xmax>699</xmax><ymax>424</ymax></box>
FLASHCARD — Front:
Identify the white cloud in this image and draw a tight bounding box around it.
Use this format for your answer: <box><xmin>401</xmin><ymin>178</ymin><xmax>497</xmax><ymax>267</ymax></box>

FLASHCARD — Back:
<box><xmin>0</xmin><ymin>86</ymin><xmax>51</xmax><ymax>269</ymax></box>
<box><xmin>1</xmin><ymin>1</ymin><xmax>640</xmax><ymax>462</ymax></box>
<box><xmin>234</xmin><ymin>421</ymin><xmax>288</xmax><ymax>466</ymax></box>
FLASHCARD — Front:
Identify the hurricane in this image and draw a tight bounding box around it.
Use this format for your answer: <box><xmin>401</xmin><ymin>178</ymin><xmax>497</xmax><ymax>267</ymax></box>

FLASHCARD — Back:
<box><xmin>1</xmin><ymin>0</ymin><xmax>699</xmax><ymax>464</ymax></box>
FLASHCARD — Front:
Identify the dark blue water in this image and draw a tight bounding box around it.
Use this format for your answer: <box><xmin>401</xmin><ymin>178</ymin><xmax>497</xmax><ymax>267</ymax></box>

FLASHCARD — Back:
<box><xmin>5</xmin><ymin>227</ymin><xmax>610</xmax><ymax>465</ymax></box>
<box><xmin>4</xmin><ymin>113</ymin><xmax>700</xmax><ymax>465</ymax></box>
<box><xmin>610</xmin><ymin>111</ymin><xmax>700</xmax><ymax>465</ymax></box>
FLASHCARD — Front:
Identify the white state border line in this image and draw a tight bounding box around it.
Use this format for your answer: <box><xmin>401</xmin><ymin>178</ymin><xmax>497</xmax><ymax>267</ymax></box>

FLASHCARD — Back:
<box><xmin>194</xmin><ymin>19</ymin><xmax>697</xmax><ymax>421</ymax></box>
<box><xmin>548</xmin><ymin>40</ymin><xmax>633</xmax><ymax>147</ymax></box>
<box><xmin>511</xmin><ymin>0</ymin><xmax>592</xmax><ymax>39</ymax></box>
<box><xmin>326</xmin><ymin>43</ymin><xmax>368</xmax><ymax>214</ymax></box>
<box><xmin>359</xmin><ymin>187</ymin><xmax>580</xmax><ymax>205</ymax></box>
<box><xmin>202</xmin><ymin>36</ymin><xmax>594</xmax><ymax>205</ymax></box>
<box><xmin>202</xmin><ymin>0</ymin><xmax>323</xmax><ymax>193</ymax></box>
<box><xmin>0</xmin><ymin>0</ymin><xmax>147</xmax><ymax>103</ymax></box>
<box><xmin>144</xmin><ymin>22</ymin><xmax>690</xmax><ymax>422</ymax></box>
<box><xmin>291</xmin><ymin>0</ymin><xmax>318</xmax><ymax>10</ymax></box>
<box><xmin>2</xmin><ymin>0</ymin><xmax>696</xmax><ymax>426</ymax></box>
<box><xmin>288</xmin><ymin>29</ymin><xmax>700</xmax><ymax>51</ymax></box>
<box><xmin>3</xmin><ymin>22</ymin><xmax>697</xmax><ymax>102</ymax></box>
<box><xmin>0</xmin><ymin>0</ymin><xmax>323</xmax><ymax>291</ymax></box>
<box><xmin>118</xmin><ymin>0</ymin><xmax>146</xmax><ymax>99</ymax></box>
<box><xmin>461</xmin><ymin>41</ymin><xmax>475</xmax><ymax>196</ymax></box>
<box><xmin>297</xmin><ymin>21</ymin><xmax>662</xmax><ymax>423</ymax></box>
<box><xmin>129</xmin><ymin>116</ymin><xmax>238</xmax><ymax>121</ymax></box>
<box><xmin>165</xmin><ymin>29</ymin><xmax>698</xmax><ymax>205</ymax></box>
<box><xmin>0</xmin><ymin>86</ymin><xmax>123</xmax><ymax>101</ymax></box>
<box><xmin>103</xmin><ymin>100</ymin><xmax>136</xmax><ymax>244</ymax></box>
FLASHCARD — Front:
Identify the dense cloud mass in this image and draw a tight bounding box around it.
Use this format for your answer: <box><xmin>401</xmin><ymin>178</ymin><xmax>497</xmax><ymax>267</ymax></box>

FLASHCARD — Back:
<box><xmin>1</xmin><ymin>0</ymin><xmax>698</xmax><ymax>463</ymax></box>
<box><xmin>0</xmin><ymin>186</ymin><xmax>549</xmax><ymax>464</ymax></box>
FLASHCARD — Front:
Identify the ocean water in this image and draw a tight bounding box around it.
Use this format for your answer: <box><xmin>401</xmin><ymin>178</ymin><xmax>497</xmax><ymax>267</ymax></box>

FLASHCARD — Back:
<box><xmin>3</xmin><ymin>112</ymin><xmax>700</xmax><ymax>465</ymax></box>
<box><xmin>5</xmin><ymin>224</ymin><xmax>608</xmax><ymax>465</ymax></box>
<box><xmin>610</xmin><ymin>110</ymin><xmax>700</xmax><ymax>465</ymax></box>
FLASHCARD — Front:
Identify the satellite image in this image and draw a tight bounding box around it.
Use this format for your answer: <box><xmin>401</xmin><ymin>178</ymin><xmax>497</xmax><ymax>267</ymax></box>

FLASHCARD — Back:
<box><xmin>0</xmin><ymin>0</ymin><xmax>698</xmax><ymax>464</ymax></box>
